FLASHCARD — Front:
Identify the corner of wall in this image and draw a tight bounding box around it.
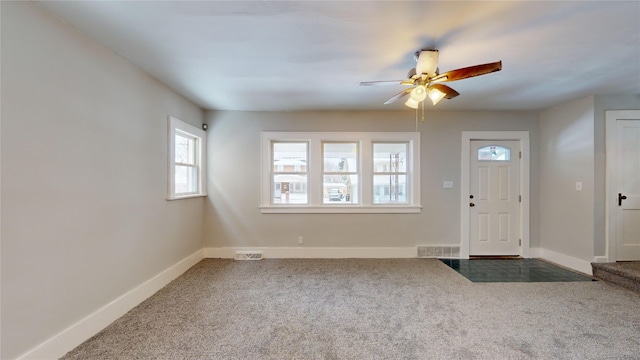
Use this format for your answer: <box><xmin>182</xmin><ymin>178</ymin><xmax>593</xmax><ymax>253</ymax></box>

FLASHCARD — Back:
<box><xmin>16</xmin><ymin>250</ymin><xmax>204</xmax><ymax>360</ymax></box>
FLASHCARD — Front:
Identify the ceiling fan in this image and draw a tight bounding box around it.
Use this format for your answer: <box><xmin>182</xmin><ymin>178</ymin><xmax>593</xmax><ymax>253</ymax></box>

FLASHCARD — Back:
<box><xmin>360</xmin><ymin>49</ymin><xmax>502</xmax><ymax>109</ymax></box>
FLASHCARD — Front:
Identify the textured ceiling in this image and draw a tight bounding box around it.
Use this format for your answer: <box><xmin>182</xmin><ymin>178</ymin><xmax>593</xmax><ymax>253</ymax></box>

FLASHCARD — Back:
<box><xmin>36</xmin><ymin>1</ymin><xmax>640</xmax><ymax>112</ymax></box>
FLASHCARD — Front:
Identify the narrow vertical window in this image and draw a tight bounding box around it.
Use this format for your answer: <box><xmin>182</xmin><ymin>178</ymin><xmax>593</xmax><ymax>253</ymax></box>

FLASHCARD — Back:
<box><xmin>174</xmin><ymin>132</ymin><xmax>198</xmax><ymax>194</ymax></box>
<box><xmin>272</xmin><ymin>142</ymin><xmax>308</xmax><ymax>204</ymax></box>
<box><xmin>373</xmin><ymin>142</ymin><xmax>408</xmax><ymax>204</ymax></box>
<box><xmin>168</xmin><ymin>116</ymin><xmax>206</xmax><ymax>200</ymax></box>
<box><xmin>323</xmin><ymin>142</ymin><xmax>359</xmax><ymax>204</ymax></box>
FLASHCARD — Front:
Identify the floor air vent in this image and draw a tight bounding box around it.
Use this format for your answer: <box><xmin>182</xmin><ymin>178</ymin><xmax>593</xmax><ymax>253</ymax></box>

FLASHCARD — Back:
<box><xmin>234</xmin><ymin>251</ymin><xmax>263</xmax><ymax>261</ymax></box>
<box><xmin>417</xmin><ymin>246</ymin><xmax>460</xmax><ymax>259</ymax></box>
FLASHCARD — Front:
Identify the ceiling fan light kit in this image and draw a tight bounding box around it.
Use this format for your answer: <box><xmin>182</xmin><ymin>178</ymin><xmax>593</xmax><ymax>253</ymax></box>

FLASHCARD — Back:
<box><xmin>428</xmin><ymin>87</ymin><xmax>447</xmax><ymax>105</ymax></box>
<box><xmin>410</xmin><ymin>85</ymin><xmax>427</xmax><ymax>102</ymax></box>
<box><xmin>360</xmin><ymin>49</ymin><xmax>502</xmax><ymax>113</ymax></box>
<box><xmin>404</xmin><ymin>97</ymin><xmax>420</xmax><ymax>109</ymax></box>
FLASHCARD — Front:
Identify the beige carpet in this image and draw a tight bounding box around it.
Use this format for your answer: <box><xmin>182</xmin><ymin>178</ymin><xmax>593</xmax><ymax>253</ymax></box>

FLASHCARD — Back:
<box><xmin>592</xmin><ymin>261</ymin><xmax>640</xmax><ymax>294</ymax></box>
<box><xmin>61</xmin><ymin>259</ymin><xmax>640</xmax><ymax>359</ymax></box>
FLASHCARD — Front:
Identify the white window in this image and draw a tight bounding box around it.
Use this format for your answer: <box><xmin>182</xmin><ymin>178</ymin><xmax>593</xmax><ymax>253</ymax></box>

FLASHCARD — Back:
<box><xmin>272</xmin><ymin>141</ymin><xmax>308</xmax><ymax>204</ymax></box>
<box><xmin>261</xmin><ymin>132</ymin><xmax>420</xmax><ymax>213</ymax></box>
<box><xmin>373</xmin><ymin>142</ymin><xmax>408</xmax><ymax>204</ymax></box>
<box><xmin>323</xmin><ymin>142</ymin><xmax>359</xmax><ymax>204</ymax></box>
<box><xmin>167</xmin><ymin>116</ymin><xmax>206</xmax><ymax>200</ymax></box>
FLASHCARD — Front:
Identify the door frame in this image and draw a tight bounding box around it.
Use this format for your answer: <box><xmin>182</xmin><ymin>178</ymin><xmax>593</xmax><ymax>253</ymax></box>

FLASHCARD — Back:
<box><xmin>605</xmin><ymin>110</ymin><xmax>640</xmax><ymax>262</ymax></box>
<box><xmin>461</xmin><ymin>131</ymin><xmax>530</xmax><ymax>259</ymax></box>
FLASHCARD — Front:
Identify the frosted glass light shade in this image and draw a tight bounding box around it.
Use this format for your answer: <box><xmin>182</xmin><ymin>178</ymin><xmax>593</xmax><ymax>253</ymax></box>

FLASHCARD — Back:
<box><xmin>409</xmin><ymin>85</ymin><xmax>427</xmax><ymax>102</ymax></box>
<box><xmin>428</xmin><ymin>87</ymin><xmax>446</xmax><ymax>105</ymax></box>
<box><xmin>404</xmin><ymin>97</ymin><xmax>419</xmax><ymax>109</ymax></box>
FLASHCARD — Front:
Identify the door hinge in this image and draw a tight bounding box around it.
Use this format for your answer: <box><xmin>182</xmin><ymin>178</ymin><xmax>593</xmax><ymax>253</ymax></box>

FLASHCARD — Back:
<box><xmin>519</xmin><ymin>195</ymin><xmax>522</xmax><ymax>203</ymax></box>
<box><xmin>519</xmin><ymin>239</ymin><xmax>522</xmax><ymax>246</ymax></box>
<box><xmin>519</xmin><ymin>151</ymin><xmax>522</xmax><ymax>159</ymax></box>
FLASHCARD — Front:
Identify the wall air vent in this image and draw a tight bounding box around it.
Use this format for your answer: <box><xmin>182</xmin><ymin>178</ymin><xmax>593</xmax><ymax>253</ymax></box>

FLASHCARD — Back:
<box><xmin>417</xmin><ymin>246</ymin><xmax>460</xmax><ymax>259</ymax></box>
<box><xmin>234</xmin><ymin>251</ymin><xmax>263</xmax><ymax>261</ymax></box>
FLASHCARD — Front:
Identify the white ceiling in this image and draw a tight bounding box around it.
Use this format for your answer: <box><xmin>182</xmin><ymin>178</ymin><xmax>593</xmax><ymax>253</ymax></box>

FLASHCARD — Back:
<box><xmin>36</xmin><ymin>1</ymin><xmax>640</xmax><ymax>112</ymax></box>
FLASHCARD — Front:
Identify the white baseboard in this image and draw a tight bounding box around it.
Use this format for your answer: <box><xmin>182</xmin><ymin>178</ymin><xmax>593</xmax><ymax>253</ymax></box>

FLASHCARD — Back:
<box><xmin>17</xmin><ymin>249</ymin><xmax>204</xmax><ymax>360</ymax></box>
<box><xmin>592</xmin><ymin>256</ymin><xmax>609</xmax><ymax>263</ymax></box>
<box><xmin>204</xmin><ymin>247</ymin><xmax>417</xmax><ymax>259</ymax></box>
<box><xmin>530</xmin><ymin>247</ymin><xmax>593</xmax><ymax>275</ymax></box>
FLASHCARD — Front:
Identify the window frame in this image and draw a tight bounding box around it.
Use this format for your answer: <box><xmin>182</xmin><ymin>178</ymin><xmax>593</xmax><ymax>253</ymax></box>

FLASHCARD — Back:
<box><xmin>271</xmin><ymin>141</ymin><xmax>309</xmax><ymax>204</ymax></box>
<box><xmin>372</xmin><ymin>141</ymin><xmax>409</xmax><ymax>205</ymax></box>
<box><xmin>167</xmin><ymin>116</ymin><xmax>207</xmax><ymax>200</ymax></box>
<box><xmin>322</xmin><ymin>141</ymin><xmax>360</xmax><ymax>205</ymax></box>
<box><xmin>260</xmin><ymin>131</ymin><xmax>420</xmax><ymax>213</ymax></box>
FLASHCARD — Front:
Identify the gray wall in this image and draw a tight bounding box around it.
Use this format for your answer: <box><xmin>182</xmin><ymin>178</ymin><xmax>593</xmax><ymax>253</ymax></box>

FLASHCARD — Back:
<box><xmin>537</xmin><ymin>94</ymin><xmax>640</xmax><ymax>260</ymax></box>
<box><xmin>1</xmin><ymin>2</ymin><xmax>204</xmax><ymax>358</ymax></box>
<box><xmin>3</xmin><ymin>2</ymin><xmax>634</xmax><ymax>358</ymax></box>
<box><xmin>538</xmin><ymin>96</ymin><xmax>595</xmax><ymax>261</ymax></box>
<box><xmin>204</xmin><ymin>110</ymin><xmax>539</xmax><ymax>249</ymax></box>
<box><xmin>593</xmin><ymin>95</ymin><xmax>640</xmax><ymax>255</ymax></box>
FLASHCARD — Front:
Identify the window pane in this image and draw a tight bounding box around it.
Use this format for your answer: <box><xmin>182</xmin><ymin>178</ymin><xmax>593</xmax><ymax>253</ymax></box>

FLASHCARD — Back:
<box><xmin>478</xmin><ymin>146</ymin><xmax>511</xmax><ymax>161</ymax></box>
<box><xmin>175</xmin><ymin>134</ymin><xmax>196</xmax><ymax>165</ymax></box>
<box><xmin>272</xmin><ymin>141</ymin><xmax>308</xmax><ymax>204</ymax></box>
<box><xmin>373</xmin><ymin>175</ymin><xmax>407</xmax><ymax>204</ymax></box>
<box><xmin>273</xmin><ymin>142</ymin><xmax>307</xmax><ymax>173</ymax></box>
<box><xmin>273</xmin><ymin>174</ymin><xmax>307</xmax><ymax>204</ymax></box>
<box><xmin>373</xmin><ymin>143</ymin><xmax>407</xmax><ymax>172</ymax></box>
<box><xmin>323</xmin><ymin>175</ymin><xmax>359</xmax><ymax>204</ymax></box>
<box><xmin>323</xmin><ymin>142</ymin><xmax>357</xmax><ymax>173</ymax></box>
<box><xmin>175</xmin><ymin>165</ymin><xmax>197</xmax><ymax>194</ymax></box>
<box><xmin>323</xmin><ymin>142</ymin><xmax>358</xmax><ymax>204</ymax></box>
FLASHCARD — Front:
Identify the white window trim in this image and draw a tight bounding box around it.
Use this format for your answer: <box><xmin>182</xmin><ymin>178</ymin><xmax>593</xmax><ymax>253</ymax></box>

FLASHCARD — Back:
<box><xmin>260</xmin><ymin>131</ymin><xmax>421</xmax><ymax>214</ymax></box>
<box><xmin>167</xmin><ymin>116</ymin><xmax>207</xmax><ymax>200</ymax></box>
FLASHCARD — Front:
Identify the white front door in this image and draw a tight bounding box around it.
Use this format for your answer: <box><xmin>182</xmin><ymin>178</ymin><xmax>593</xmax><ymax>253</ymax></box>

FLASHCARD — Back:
<box><xmin>612</xmin><ymin>116</ymin><xmax>640</xmax><ymax>261</ymax></box>
<box><xmin>469</xmin><ymin>140</ymin><xmax>521</xmax><ymax>256</ymax></box>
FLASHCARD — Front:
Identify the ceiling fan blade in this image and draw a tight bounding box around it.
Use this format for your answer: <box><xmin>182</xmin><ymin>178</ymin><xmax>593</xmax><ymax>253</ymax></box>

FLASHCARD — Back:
<box><xmin>431</xmin><ymin>61</ymin><xmax>502</xmax><ymax>83</ymax></box>
<box><xmin>415</xmin><ymin>50</ymin><xmax>439</xmax><ymax>77</ymax></box>
<box><xmin>360</xmin><ymin>80</ymin><xmax>407</xmax><ymax>86</ymax></box>
<box><xmin>383</xmin><ymin>88</ymin><xmax>413</xmax><ymax>104</ymax></box>
<box><xmin>429</xmin><ymin>84</ymin><xmax>459</xmax><ymax>99</ymax></box>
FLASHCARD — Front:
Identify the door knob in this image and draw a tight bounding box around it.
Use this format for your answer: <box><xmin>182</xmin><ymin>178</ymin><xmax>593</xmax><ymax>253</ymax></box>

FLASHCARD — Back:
<box><xmin>470</xmin><ymin>203</ymin><xmax>475</xmax><ymax>207</ymax></box>
<box><xmin>469</xmin><ymin>195</ymin><xmax>474</xmax><ymax>199</ymax></box>
<box><xmin>618</xmin><ymin>193</ymin><xmax>627</xmax><ymax>206</ymax></box>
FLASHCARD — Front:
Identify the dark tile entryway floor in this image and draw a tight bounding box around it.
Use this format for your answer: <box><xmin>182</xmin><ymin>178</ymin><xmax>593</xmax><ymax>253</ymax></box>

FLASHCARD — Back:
<box><xmin>440</xmin><ymin>258</ymin><xmax>595</xmax><ymax>283</ymax></box>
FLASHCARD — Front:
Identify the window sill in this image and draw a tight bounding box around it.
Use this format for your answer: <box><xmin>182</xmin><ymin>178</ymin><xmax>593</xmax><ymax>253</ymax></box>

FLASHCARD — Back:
<box><xmin>167</xmin><ymin>193</ymin><xmax>207</xmax><ymax>201</ymax></box>
<box><xmin>259</xmin><ymin>205</ymin><xmax>422</xmax><ymax>214</ymax></box>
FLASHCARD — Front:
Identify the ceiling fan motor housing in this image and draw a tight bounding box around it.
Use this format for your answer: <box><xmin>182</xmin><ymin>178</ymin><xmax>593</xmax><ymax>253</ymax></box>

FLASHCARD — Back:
<box><xmin>414</xmin><ymin>49</ymin><xmax>438</xmax><ymax>62</ymax></box>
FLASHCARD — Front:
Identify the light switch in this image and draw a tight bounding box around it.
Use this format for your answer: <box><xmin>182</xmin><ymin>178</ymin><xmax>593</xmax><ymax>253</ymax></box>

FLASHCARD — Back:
<box><xmin>576</xmin><ymin>182</ymin><xmax>582</xmax><ymax>191</ymax></box>
<box><xmin>443</xmin><ymin>181</ymin><xmax>454</xmax><ymax>189</ymax></box>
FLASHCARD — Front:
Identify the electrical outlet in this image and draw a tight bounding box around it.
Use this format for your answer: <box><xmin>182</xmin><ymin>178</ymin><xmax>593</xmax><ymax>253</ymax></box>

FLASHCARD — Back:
<box><xmin>576</xmin><ymin>182</ymin><xmax>582</xmax><ymax>191</ymax></box>
<box><xmin>298</xmin><ymin>236</ymin><xmax>304</xmax><ymax>245</ymax></box>
<box><xmin>443</xmin><ymin>181</ymin><xmax>454</xmax><ymax>189</ymax></box>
